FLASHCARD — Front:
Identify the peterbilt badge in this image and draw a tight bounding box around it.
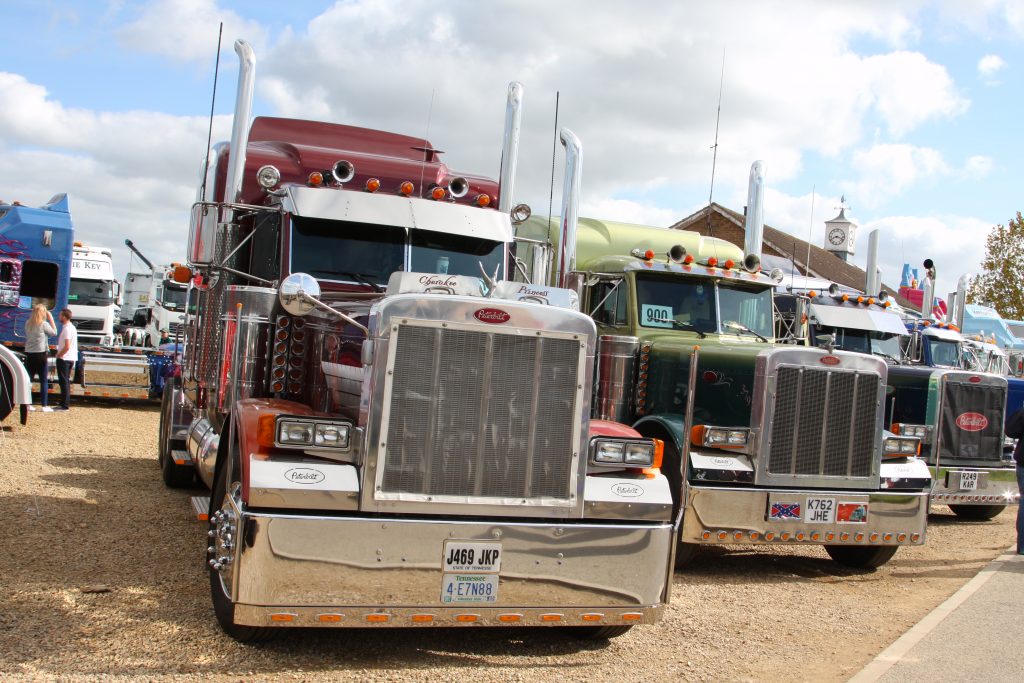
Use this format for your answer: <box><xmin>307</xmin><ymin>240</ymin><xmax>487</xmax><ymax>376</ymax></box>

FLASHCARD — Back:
<box><xmin>611</xmin><ymin>482</ymin><xmax>644</xmax><ymax>498</ymax></box>
<box><xmin>284</xmin><ymin>467</ymin><xmax>327</xmax><ymax>484</ymax></box>
<box><xmin>955</xmin><ymin>413</ymin><xmax>988</xmax><ymax>432</ymax></box>
<box><xmin>819</xmin><ymin>355</ymin><xmax>840</xmax><ymax>366</ymax></box>
<box><xmin>474</xmin><ymin>308</ymin><xmax>511</xmax><ymax>324</ymax></box>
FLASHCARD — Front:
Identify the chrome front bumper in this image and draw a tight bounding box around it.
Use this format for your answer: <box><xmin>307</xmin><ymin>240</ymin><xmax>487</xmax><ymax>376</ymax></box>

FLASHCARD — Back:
<box><xmin>681</xmin><ymin>485</ymin><xmax>929</xmax><ymax>546</ymax></box>
<box><xmin>930</xmin><ymin>466</ymin><xmax>1021</xmax><ymax>506</ymax></box>
<box><xmin>223</xmin><ymin>504</ymin><xmax>673</xmax><ymax>629</ymax></box>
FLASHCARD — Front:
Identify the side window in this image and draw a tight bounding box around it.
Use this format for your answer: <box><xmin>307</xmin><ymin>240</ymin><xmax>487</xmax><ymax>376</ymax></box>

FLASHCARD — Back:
<box><xmin>0</xmin><ymin>260</ymin><xmax>17</xmax><ymax>283</ymax></box>
<box><xmin>19</xmin><ymin>260</ymin><xmax>58</xmax><ymax>299</ymax></box>
<box><xmin>590</xmin><ymin>279</ymin><xmax>628</xmax><ymax>327</ymax></box>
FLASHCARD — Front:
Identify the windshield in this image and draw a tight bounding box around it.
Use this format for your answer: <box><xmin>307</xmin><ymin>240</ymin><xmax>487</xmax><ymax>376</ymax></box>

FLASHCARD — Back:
<box><xmin>718</xmin><ymin>282</ymin><xmax>775</xmax><ymax>339</ymax></box>
<box><xmin>816</xmin><ymin>326</ymin><xmax>903</xmax><ymax>360</ymax></box>
<box><xmin>410</xmin><ymin>230</ymin><xmax>504</xmax><ymax>279</ymax></box>
<box><xmin>291</xmin><ymin>216</ymin><xmax>404</xmax><ymax>286</ymax></box>
<box><xmin>927</xmin><ymin>338</ymin><xmax>961</xmax><ymax>368</ymax></box>
<box><xmin>161</xmin><ymin>284</ymin><xmax>188</xmax><ymax>310</ymax></box>
<box><xmin>635</xmin><ymin>275</ymin><xmax>716</xmax><ymax>333</ymax></box>
<box><xmin>68</xmin><ymin>277</ymin><xmax>115</xmax><ymax>306</ymax></box>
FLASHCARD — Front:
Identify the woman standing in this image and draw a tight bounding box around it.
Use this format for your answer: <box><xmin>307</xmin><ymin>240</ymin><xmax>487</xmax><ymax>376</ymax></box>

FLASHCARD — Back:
<box><xmin>23</xmin><ymin>304</ymin><xmax>56</xmax><ymax>410</ymax></box>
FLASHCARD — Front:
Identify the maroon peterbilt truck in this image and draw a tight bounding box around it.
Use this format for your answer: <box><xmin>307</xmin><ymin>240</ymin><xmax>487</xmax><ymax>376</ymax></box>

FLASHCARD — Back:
<box><xmin>158</xmin><ymin>39</ymin><xmax>677</xmax><ymax>641</ymax></box>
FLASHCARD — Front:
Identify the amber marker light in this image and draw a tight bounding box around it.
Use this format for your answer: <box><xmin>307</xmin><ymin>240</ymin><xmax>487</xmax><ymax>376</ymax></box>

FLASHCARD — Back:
<box><xmin>498</xmin><ymin>614</ymin><xmax>522</xmax><ymax>623</ymax></box>
<box><xmin>456</xmin><ymin>614</ymin><xmax>479</xmax><ymax>623</ymax></box>
<box><xmin>724</xmin><ymin>259</ymin><xmax>735</xmax><ymax>270</ymax></box>
<box><xmin>765</xmin><ymin>532</ymin><xmax>775</xmax><ymax>540</ymax></box>
<box><xmin>856</xmin><ymin>296</ymin><xmax>865</xmax><ymax>304</ymax></box>
<box><xmin>644</xmin><ymin>249</ymin><xmax>655</xmax><ymax>260</ymax></box>
<box><xmin>581</xmin><ymin>614</ymin><xmax>603</xmax><ymax>622</ymax></box>
<box><xmin>308</xmin><ymin>172</ymin><xmax>324</xmax><ymax>186</ymax></box>
<box><xmin>365</xmin><ymin>178</ymin><xmax>381</xmax><ymax>192</ymax></box>
<box><xmin>411</xmin><ymin>614</ymin><xmax>433</xmax><ymax>623</ymax></box>
<box><xmin>431</xmin><ymin>186</ymin><xmax>446</xmax><ymax>200</ymax></box>
<box><xmin>809</xmin><ymin>291</ymin><xmax>817</xmax><ymax>298</ymax></box>
<box><xmin>841</xmin><ymin>294</ymin><xmax>849</xmax><ymax>302</ymax></box>
<box><xmin>683</xmin><ymin>254</ymin><xmax>694</xmax><ymax>264</ymax></box>
<box><xmin>897</xmin><ymin>533</ymin><xmax>907</xmax><ymax>542</ymax></box>
<box><xmin>622</xmin><ymin>613</ymin><xmax>643</xmax><ymax>622</ymax></box>
<box><xmin>750</xmin><ymin>532</ymin><xmax>760</xmax><ymax>540</ymax></box>
<box><xmin>399</xmin><ymin>181</ymin><xmax>414</xmax><ymax>196</ymax></box>
<box><xmin>868</xmin><ymin>297</ymin><xmax>875</xmax><ymax>305</ymax></box>
<box><xmin>270</xmin><ymin>614</ymin><xmax>295</xmax><ymax>622</ymax></box>
<box><xmin>718</xmin><ymin>531</ymin><xmax>728</xmax><ymax>540</ymax></box>
<box><xmin>707</xmin><ymin>257</ymin><xmax>719</xmax><ymax>267</ymax></box>
<box><xmin>318</xmin><ymin>614</ymin><xmax>343</xmax><ymax>623</ymax></box>
<box><xmin>257</xmin><ymin>413</ymin><xmax>278</xmax><ymax>448</ymax></box>
<box><xmin>366</xmin><ymin>614</ymin><xmax>390</xmax><ymax>623</ymax></box>
<box><xmin>475</xmin><ymin>193</ymin><xmax>491</xmax><ymax>207</ymax></box>
<box><xmin>541</xmin><ymin>614</ymin><xmax>562</xmax><ymax>622</ymax></box>
<box><xmin>855</xmin><ymin>533</ymin><xmax>865</xmax><ymax>542</ymax></box>
<box><xmin>701</xmin><ymin>530</ymin><xmax>712</xmax><ymax>540</ymax></box>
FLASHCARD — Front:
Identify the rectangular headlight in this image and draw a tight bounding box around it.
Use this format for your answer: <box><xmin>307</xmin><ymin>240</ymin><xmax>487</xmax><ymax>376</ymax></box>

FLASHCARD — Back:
<box><xmin>278</xmin><ymin>419</ymin><xmax>314</xmax><ymax>445</ymax></box>
<box><xmin>593</xmin><ymin>440</ymin><xmax>626</xmax><ymax>463</ymax></box>
<box><xmin>699</xmin><ymin>426</ymin><xmax>750</xmax><ymax>448</ymax></box>
<box><xmin>624</xmin><ymin>442</ymin><xmax>655</xmax><ymax>466</ymax></box>
<box><xmin>314</xmin><ymin>423</ymin><xmax>350</xmax><ymax>449</ymax></box>
<box><xmin>884</xmin><ymin>436</ymin><xmax>919</xmax><ymax>456</ymax></box>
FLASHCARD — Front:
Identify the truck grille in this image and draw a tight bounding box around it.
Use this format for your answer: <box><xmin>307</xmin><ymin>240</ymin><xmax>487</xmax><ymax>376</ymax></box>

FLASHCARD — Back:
<box><xmin>937</xmin><ymin>378</ymin><xmax>1006</xmax><ymax>463</ymax></box>
<box><xmin>379</xmin><ymin>323</ymin><xmax>581</xmax><ymax>502</ymax></box>
<box><xmin>766</xmin><ymin>366</ymin><xmax>878</xmax><ymax>479</ymax></box>
<box><xmin>75</xmin><ymin>319</ymin><xmax>104</xmax><ymax>332</ymax></box>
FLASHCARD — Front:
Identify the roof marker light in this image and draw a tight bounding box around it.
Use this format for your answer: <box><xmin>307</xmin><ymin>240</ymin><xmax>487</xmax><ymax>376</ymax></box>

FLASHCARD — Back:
<box><xmin>475</xmin><ymin>193</ymin><xmax>491</xmax><ymax>207</ymax></box>
<box><xmin>724</xmin><ymin>259</ymin><xmax>735</xmax><ymax>270</ymax></box>
<box><xmin>644</xmin><ymin>249</ymin><xmax>655</xmax><ymax>261</ymax></box>
<box><xmin>399</xmin><ymin>181</ymin><xmax>414</xmax><ymax>196</ymax></box>
<box><xmin>308</xmin><ymin>172</ymin><xmax>324</xmax><ymax>186</ymax></box>
<box><xmin>365</xmin><ymin>178</ymin><xmax>381</xmax><ymax>192</ymax></box>
<box><xmin>841</xmin><ymin>294</ymin><xmax>849</xmax><ymax>302</ymax></box>
<box><xmin>856</xmin><ymin>296</ymin><xmax>865</xmax><ymax>304</ymax></box>
<box><xmin>707</xmin><ymin>257</ymin><xmax>718</xmax><ymax>267</ymax></box>
<box><xmin>430</xmin><ymin>186</ymin><xmax>446</xmax><ymax>200</ymax></box>
<box><xmin>684</xmin><ymin>254</ymin><xmax>694</xmax><ymax>265</ymax></box>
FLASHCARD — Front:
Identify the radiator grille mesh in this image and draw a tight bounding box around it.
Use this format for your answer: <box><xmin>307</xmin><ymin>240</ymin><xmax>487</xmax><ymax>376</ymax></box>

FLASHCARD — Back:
<box><xmin>380</xmin><ymin>324</ymin><xmax>581</xmax><ymax>501</ymax></box>
<box><xmin>767</xmin><ymin>366</ymin><xmax>878</xmax><ymax>479</ymax></box>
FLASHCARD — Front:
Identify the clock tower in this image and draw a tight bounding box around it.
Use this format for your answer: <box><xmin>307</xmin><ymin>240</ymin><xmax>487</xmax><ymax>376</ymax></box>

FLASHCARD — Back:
<box><xmin>823</xmin><ymin>199</ymin><xmax>857</xmax><ymax>262</ymax></box>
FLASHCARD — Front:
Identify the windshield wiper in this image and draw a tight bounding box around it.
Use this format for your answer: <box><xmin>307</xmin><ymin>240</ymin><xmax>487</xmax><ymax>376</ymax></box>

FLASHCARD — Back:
<box><xmin>871</xmin><ymin>349</ymin><xmax>901</xmax><ymax>364</ymax></box>
<box><xmin>340</xmin><ymin>272</ymin><xmax>383</xmax><ymax>293</ymax></box>
<box><xmin>666</xmin><ymin>319</ymin><xmax>707</xmax><ymax>338</ymax></box>
<box><xmin>724</xmin><ymin>321</ymin><xmax>768</xmax><ymax>343</ymax></box>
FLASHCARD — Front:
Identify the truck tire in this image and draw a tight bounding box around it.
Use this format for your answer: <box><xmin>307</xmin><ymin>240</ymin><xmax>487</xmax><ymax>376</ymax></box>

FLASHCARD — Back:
<box><xmin>208</xmin><ymin>431</ymin><xmax>275</xmax><ymax>643</ymax></box>
<box><xmin>158</xmin><ymin>381</ymin><xmax>193</xmax><ymax>488</ymax></box>
<box><xmin>948</xmin><ymin>504</ymin><xmax>1006</xmax><ymax>520</ymax></box>
<box><xmin>0</xmin><ymin>362</ymin><xmax>14</xmax><ymax>423</ymax></box>
<box><xmin>674</xmin><ymin>542</ymin><xmax>700</xmax><ymax>569</ymax></box>
<box><xmin>824</xmin><ymin>544</ymin><xmax>898</xmax><ymax>569</ymax></box>
<box><xmin>568</xmin><ymin>625</ymin><xmax>633</xmax><ymax>639</ymax></box>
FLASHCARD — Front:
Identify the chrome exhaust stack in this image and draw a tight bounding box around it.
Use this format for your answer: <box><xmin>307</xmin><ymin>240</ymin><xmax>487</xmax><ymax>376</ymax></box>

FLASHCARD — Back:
<box><xmin>865</xmin><ymin>229</ymin><xmax>880</xmax><ymax>295</ymax></box>
<box><xmin>557</xmin><ymin>128</ymin><xmax>582</xmax><ymax>289</ymax></box>
<box><xmin>497</xmin><ymin>82</ymin><xmax>524</xmax><ymax>214</ymax></box>
<box><xmin>743</xmin><ymin>161</ymin><xmax>765</xmax><ymax>270</ymax></box>
<box><xmin>948</xmin><ymin>273</ymin><xmax>971</xmax><ymax>329</ymax></box>
<box><xmin>224</xmin><ymin>39</ymin><xmax>256</xmax><ymax>206</ymax></box>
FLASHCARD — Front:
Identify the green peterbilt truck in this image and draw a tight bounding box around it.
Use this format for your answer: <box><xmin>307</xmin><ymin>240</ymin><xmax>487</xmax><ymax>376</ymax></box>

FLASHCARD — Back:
<box><xmin>514</xmin><ymin>155</ymin><xmax>929</xmax><ymax>568</ymax></box>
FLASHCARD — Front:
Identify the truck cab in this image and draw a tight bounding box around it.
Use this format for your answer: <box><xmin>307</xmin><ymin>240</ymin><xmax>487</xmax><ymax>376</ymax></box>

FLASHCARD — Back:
<box><xmin>69</xmin><ymin>243</ymin><xmax>120</xmax><ymax>346</ymax></box>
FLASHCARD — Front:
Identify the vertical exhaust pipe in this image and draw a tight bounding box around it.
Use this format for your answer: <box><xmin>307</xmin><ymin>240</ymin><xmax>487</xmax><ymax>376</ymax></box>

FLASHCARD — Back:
<box><xmin>743</xmin><ymin>161</ymin><xmax>765</xmax><ymax>263</ymax></box>
<box><xmin>949</xmin><ymin>273</ymin><xmax>971</xmax><ymax>328</ymax></box>
<box><xmin>865</xmin><ymin>229</ymin><xmax>880</xmax><ymax>295</ymax></box>
<box><xmin>224</xmin><ymin>39</ymin><xmax>256</xmax><ymax>205</ymax></box>
<box><xmin>557</xmin><ymin>128</ymin><xmax>582</xmax><ymax>289</ymax></box>
<box><xmin>920</xmin><ymin>259</ymin><xmax>936</xmax><ymax>318</ymax></box>
<box><xmin>497</xmin><ymin>82</ymin><xmax>523</xmax><ymax>214</ymax></box>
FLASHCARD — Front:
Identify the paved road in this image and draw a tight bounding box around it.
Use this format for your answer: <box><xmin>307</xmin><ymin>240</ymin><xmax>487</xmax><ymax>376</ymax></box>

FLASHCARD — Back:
<box><xmin>851</xmin><ymin>547</ymin><xmax>1024</xmax><ymax>683</ymax></box>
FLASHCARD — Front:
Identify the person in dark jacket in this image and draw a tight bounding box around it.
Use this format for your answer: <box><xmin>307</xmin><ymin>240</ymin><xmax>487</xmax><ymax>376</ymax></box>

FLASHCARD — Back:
<box><xmin>1006</xmin><ymin>406</ymin><xmax>1024</xmax><ymax>554</ymax></box>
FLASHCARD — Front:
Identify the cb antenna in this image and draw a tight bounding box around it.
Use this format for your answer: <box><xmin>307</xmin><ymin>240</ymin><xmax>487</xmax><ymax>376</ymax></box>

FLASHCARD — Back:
<box><xmin>417</xmin><ymin>87</ymin><xmax>436</xmax><ymax>198</ymax></box>
<box><xmin>200</xmin><ymin>22</ymin><xmax>224</xmax><ymax>204</ymax></box>
<box><xmin>546</xmin><ymin>91</ymin><xmax>560</xmax><ymax>251</ymax></box>
<box><xmin>706</xmin><ymin>49</ymin><xmax>726</xmax><ymax>242</ymax></box>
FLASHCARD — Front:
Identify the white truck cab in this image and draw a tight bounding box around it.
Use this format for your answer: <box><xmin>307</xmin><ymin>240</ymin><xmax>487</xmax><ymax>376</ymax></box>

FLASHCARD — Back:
<box><xmin>69</xmin><ymin>243</ymin><xmax>120</xmax><ymax>346</ymax></box>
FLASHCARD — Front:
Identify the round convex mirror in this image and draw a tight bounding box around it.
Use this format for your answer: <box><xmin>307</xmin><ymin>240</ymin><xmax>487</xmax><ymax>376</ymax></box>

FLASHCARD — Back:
<box><xmin>279</xmin><ymin>272</ymin><xmax>321</xmax><ymax>316</ymax></box>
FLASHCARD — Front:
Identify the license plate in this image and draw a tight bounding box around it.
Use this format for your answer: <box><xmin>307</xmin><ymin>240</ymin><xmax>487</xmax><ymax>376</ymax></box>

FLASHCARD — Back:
<box><xmin>441</xmin><ymin>574</ymin><xmax>499</xmax><ymax>603</ymax></box>
<box><xmin>959</xmin><ymin>471</ymin><xmax>979</xmax><ymax>490</ymax></box>
<box><xmin>804</xmin><ymin>497</ymin><xmax>836</xmax><ymax>524</ymax></box>
<box><xmin>443</xmin><ymin>541</ymin><xmax>502</xmax><ymax>573</ymax></box>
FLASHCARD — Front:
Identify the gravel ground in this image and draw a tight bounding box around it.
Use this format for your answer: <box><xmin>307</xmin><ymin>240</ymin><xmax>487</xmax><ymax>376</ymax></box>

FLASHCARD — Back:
<box><xmin>0</xmin><ymin>401</ymin><xmax>1016</xmax><ymax>682</ymax></box>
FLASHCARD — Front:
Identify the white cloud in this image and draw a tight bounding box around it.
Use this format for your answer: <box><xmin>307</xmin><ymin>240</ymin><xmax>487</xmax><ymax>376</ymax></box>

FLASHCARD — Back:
<box><xmin>977</xmin><ymin>54</ymin><xmax>1007</xmax><ymax>84</ymax></box>
<box><xmin>115</xmin><ymin>0</ymin><xmax>267</xmax><ymax>64</ymax></box>
<box><xmin>842</xmin><ymin>144</ymin><xmax>949</xmax><ymax>207</ymax></box>
<box><xmin>964</xmin><ymin>155</ymin><xmax>994</xmax><ymax>178</ymax></box>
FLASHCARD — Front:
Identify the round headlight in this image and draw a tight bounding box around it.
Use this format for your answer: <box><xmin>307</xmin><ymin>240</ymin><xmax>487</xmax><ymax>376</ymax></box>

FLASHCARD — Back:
<box><xmin>257</xmin><ymin>165</ymin><xmax>281</xmax><ymax>189</ymax></box>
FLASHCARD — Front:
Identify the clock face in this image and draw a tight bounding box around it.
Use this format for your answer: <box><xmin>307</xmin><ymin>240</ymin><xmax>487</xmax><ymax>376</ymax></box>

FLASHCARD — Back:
<box><xmin>828</xmin><ymin>228</ymin><xmax>845</xmax><ymax>246</ymax></box>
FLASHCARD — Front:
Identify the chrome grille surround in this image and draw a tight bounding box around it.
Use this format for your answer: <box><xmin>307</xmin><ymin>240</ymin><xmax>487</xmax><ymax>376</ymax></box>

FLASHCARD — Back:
<box><xmin>362</xmin><ymin>294</ymin><xmax>595</xmax><ymax>518</ymax></box>
<box><xmin>752</xmin><ymin>348</ymin><xmax>885</xmax><ymax>489</ymax></box>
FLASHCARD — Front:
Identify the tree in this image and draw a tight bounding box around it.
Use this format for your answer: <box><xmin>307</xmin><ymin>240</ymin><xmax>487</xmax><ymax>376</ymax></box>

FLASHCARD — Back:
<box><xmin>967</xmin><ymin>211</ymin><xmax>1024</xmax><ymax>320</ymax></box>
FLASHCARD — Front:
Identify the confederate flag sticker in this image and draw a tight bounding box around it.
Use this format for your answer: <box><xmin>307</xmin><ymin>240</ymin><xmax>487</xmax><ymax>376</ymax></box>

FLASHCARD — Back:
<box><xmin>768</xmin><ymin>501</ymin><xmax>802</xmax><ymax>521</ymax></box>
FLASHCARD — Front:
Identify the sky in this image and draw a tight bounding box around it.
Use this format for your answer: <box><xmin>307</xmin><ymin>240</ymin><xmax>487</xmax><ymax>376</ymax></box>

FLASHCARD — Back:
<box><xmin>2</xmin><ymin>0</ymin><xmax>1023</xmax><ymax>300</ymax></box>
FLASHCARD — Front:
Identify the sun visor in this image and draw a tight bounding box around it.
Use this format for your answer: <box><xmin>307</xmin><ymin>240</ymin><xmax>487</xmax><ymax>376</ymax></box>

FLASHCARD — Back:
<box><xmin>810</xmin><ymin>303</ymin><xmax>909</xmax><ymax>336</ymax></box>
<box><xmin>283</xmin><ymin>186</ymin><xmax>513</xmax><ymax>243</ymax></box>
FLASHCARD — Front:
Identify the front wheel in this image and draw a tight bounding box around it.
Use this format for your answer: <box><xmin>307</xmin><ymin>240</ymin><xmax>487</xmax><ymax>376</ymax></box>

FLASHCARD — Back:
<box><xmin>0</xmin><ymin>362</ymin><xmax>14</xmax><ymax>423</ymax></box>
<box><xmin>824</xmin><ymin>544</ymin><xmax>898</xmax><ymax>569</ymax></box>
<box><xmin>568</xmin><ymin>625</ymin><xmax>633</xmax><ymax>639</ymax></box>
<box><xmin>208</xmin><ymin>430</ymin><xmax>275</xmax><ymax>643</ymax></box>
<box><xmin>948</xmin><ymin>504</ymin><xmax>1007</xmax><ymax>520</ymax></box>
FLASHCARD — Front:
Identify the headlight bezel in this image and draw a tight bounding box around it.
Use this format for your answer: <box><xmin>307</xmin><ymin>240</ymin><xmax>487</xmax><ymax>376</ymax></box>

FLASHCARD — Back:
<box><xmin>589</xmin><ymin>437</ymin><xmax>657</xmax><ymax>468</ymax></box>
<box><xmin>275</xmin><ymin>416</ymin><xmax>352</xmax><ymax>450</ymax></box>
<box><xmin>692</xmin><ymin>425</ymin><xmax>751</xmax><ymax>450</ymax></box>
<box><xmin>883</xmin><ymin>435</ymin><xmax>920</xmax><ymax>457</ymax></box>
<box><xmin>894</xmin><ymin>423</ymin><xmax>933</xmax><ymax>443</ymax></box>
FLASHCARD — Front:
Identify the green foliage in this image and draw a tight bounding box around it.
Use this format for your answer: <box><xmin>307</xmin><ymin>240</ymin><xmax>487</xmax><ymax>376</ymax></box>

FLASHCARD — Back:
<box><xmin>967</xmin><ymin>211</ymin><xmax>1024</xmax><ymax>320</ymax></box>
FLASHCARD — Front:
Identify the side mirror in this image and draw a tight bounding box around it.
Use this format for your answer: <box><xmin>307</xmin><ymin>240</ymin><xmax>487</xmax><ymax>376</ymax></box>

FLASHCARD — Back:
<box><xmin>278</xmin><ymin>272</ymin><xmax>321</xmax><ymax>316</ymax></box>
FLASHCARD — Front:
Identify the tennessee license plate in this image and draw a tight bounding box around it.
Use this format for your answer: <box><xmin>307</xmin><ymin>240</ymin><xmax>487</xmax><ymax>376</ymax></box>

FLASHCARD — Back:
<box><xmin>804</xmin><ymin>497</ymin><xmax>836</xmax><ymax>524</ymax></box>
<box><xmin>441</xmin><ymin>573</ymin><xmax>499</xmax><ymax>603</ymax></box>
<box><xmin>959</xmin><ymin>471</ymin><xmax>979</xmax><ymax>490</ymax></box>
